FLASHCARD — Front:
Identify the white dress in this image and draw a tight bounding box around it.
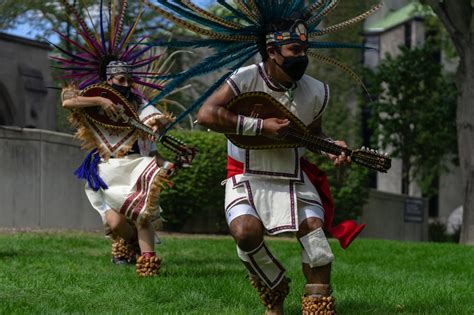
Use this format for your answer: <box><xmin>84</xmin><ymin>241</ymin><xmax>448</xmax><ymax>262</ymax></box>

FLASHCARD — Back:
<box><xmin>78</xmin><ymin>101</ymin><xmax>168</xmax><ymax>226</ymax></box>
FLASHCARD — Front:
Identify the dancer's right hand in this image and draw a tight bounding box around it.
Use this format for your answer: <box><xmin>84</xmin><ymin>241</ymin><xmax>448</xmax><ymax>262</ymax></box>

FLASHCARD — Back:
<box><xmin>98</xmin><ymin>97</ymin><xmax>118</xmax><ymax>118</ymax></box>
<box><xmin>262</xmin><ymin>118</ymin><xmax>290</xmax><ymax>137</ymax></box>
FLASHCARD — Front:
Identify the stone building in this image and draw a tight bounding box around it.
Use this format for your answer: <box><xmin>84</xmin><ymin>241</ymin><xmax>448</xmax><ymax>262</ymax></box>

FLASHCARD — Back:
<box><xmin>0</xmin><ymin>32</ymin><xmax>57</xmax><ymax>130</ymax></box>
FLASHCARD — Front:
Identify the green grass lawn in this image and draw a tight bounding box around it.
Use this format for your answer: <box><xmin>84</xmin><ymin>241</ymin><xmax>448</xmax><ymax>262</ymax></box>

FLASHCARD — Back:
<box><xmin>0</xmin><ymin>231</ymin><xmax>473</xmax><ymax>315</ymax></box>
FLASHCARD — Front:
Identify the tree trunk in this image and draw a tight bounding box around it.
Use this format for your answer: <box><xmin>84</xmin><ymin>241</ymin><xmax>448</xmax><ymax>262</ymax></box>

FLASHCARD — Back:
<box><xmin>457</xmin><ymin>46</ymin><xmax>474</xmax><ymax>244</ymax></box>
<box><xmin>421</xmin><ymin>0</ymin><xmax>473</xmax><ymax>244</ymax></box>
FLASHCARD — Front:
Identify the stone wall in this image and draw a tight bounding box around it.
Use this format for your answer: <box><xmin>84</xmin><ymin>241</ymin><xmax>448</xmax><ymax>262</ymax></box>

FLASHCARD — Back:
<box><xmin>0</xmin><ymin>127</ymin><xmax>432</xmax><ymax>241</ymax></box>
<box><xmin>361</xmin><ymin>189</ymin><xmax>428</xmax><ymax>241</ymax></box>
<box><xmin>0</xmin><ymin>127</ymin><xmax>101</xmax><ymax>230</ymax></box>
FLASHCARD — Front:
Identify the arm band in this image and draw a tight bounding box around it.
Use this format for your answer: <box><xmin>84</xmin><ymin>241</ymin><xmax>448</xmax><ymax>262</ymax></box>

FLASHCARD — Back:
<box><xmin>236</xmin><ymin>115</ymin><xmax>263</xmax><ymax>136</ymax></box>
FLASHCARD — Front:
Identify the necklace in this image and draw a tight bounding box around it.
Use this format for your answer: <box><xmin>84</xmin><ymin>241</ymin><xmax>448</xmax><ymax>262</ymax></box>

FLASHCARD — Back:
<box><xmin>268</xmin><ymin>75</ymin><xmax>297</xmax><ymax>102</ymax></box>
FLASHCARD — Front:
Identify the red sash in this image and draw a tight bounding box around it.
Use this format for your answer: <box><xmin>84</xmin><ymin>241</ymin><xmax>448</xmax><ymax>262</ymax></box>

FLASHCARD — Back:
<box><xmin>227</xmin><ymin>156</ymin><xmax>365</xmax><ymax>249</ymax></box>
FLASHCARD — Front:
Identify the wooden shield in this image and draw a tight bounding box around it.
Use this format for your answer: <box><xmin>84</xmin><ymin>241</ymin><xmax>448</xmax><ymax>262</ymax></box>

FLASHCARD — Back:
<box><xmin>225</xmin><ymin>92</ymin><xmax>309</xmax><ymax>150</ymax></box>
<box><xmin>80</xmin><ymin>83</ymin><xmax>139</xmax><ymax>130</ymax></box>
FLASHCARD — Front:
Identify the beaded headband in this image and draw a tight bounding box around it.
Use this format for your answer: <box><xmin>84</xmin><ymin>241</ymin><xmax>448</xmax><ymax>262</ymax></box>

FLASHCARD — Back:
<box><xmin>106</xmin><ymin>61</ymin><xmax>131</xmax><ymax>80</ymax></box>
<box><xmin>266</xmin><ymin>21</ymin><xmax>308</xmax><ymax>45</ymax></box>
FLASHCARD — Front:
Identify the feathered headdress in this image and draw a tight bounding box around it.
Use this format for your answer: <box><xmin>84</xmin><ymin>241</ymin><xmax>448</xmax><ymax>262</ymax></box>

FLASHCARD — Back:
<box><xmin>51</xmin><ymin>0</ymin><xmax>164</xmax><ymax>92</ymax></box>
<box><xmin>141</xmin><ymin>0</ymin><xmax>383</xmax><ymax>134</ymax></box>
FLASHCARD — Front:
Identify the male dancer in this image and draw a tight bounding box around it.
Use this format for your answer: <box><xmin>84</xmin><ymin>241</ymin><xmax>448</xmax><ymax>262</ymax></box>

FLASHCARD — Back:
<box><xmin>197</xmin><ymin>19</ymin><xmax>349</xmax><ymax>314</ymax></box>
<box><xmin>143</xmin><ymin>0</ymin><xmax>381</xmax><ymax>311</ymax></box>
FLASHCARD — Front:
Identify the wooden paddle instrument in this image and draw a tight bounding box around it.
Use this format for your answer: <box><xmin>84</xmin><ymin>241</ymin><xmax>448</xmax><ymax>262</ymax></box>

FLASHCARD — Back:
<box><xmin>80</xmin><ymin>83</ymin><xmax>198</xmax><ymax>167</ymax></box>
<box><xmin>225</xmin><ymin>92</ymin><xmax>391</xmax><ymax>173</ymax></box>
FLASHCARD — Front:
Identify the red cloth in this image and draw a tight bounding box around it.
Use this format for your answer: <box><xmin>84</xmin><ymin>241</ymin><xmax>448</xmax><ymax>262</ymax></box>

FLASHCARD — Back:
<box><xmin>226</xmin><ymin>156</ymin><xmax>365</xmax><ymax>249</ymax></box>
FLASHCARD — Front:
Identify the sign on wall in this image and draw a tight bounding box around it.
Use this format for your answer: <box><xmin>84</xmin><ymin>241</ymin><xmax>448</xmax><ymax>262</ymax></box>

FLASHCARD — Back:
<box><xmin>404</xmin><ymin>197</ymin><xmax>424</xmax><ymax>223</ymax></box>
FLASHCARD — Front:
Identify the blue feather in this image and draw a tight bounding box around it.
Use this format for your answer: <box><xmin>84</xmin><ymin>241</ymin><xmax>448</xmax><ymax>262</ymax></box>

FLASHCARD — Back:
<box><xmin>147</xmin><ymin>43</ymin><xmax>255</xmax><ymax>106</ymax></box>
<box><xmin>217</xmin><ymin>0</ymin><xmax>255</xmax><ymax>24</ymax></box>
<box><xmin>142</xmin><ymin>38</ymin><xmax>242</xmax><ymax>49</ymax></box>
<box><xmin>308</xmin><ymin>41</ymin><xmax>373</xmax><ymax>50</ymax></box>
<box><xmin>156</xmin><ymin>0</ymin><xmax>237</xmax><ymax>33</ymax></box>
<box><xmin>160</xmin><ymin>48</ymin><xmax>258</xmax><ymax>135</ymax></box>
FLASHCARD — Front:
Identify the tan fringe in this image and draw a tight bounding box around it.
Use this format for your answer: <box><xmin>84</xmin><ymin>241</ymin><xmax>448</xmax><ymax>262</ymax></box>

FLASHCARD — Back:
<box><xmin>307</xmin><ymin>0</ymin><xmax>340</xmax><ymax>26</ymax></box>
<box><xmin>309</xmin><ymin>2</ymin><xmax>384</xmax><ymax>37</ymax></box>
<box><xmin>142</xmin><ymin>0</ymin><xmax>257</xmax><ymax>42</ymax></box>
<box><xmin>138</xmin><ymin>169</ymin><xmax>173</xmax><ymax>226</ymax></box>
<box><xmin>307</xmin><ymin>51</ymin><xmax>369</xmax><ymax>95</ymax></box>
<box><xmin>181</xmin><ymin>0</ymin><xmax>241</xmax><ymax>29</ymax></box>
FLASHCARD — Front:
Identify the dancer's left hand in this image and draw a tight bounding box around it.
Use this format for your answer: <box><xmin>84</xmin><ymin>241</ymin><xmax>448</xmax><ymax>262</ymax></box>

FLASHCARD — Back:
<box><xmin>328</xmin><ymin>140</ymin><xmax>352</xmax><ymax>167</ymax></box>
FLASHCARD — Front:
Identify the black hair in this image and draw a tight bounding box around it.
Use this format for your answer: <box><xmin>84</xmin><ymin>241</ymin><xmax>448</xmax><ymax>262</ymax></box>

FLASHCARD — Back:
<box><xmin>98</xmin><ymin>55</ymin><xmax>118</xmax><ymax>81</ymax></box>
<box><xmin>257</xmin><ymin>18</ymin><xmax>295</xmax><ymax>61</ymax></box>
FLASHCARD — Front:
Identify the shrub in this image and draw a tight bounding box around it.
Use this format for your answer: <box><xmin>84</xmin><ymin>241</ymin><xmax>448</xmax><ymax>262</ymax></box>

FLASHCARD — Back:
<box><xmin>159</xmin><ymin>130</ymin><xmax>228</xmax><ymax>233</ymax></box>
<box><xmin>159</xmin><ymin>130</ymin><xmax>370</xmax><ymax>232</ymax></box>
<box><xmin>304</xmin><ymin>152</ymin><xmax>370</xmax><ymax>225</ymax></box>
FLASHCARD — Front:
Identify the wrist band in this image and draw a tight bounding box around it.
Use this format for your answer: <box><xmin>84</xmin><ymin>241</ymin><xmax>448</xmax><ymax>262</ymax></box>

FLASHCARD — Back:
<box><xmin>236</xmin><ymin>115</ymin><xmax>263</xmax><ymax>136</ymax></box>
<box><xmin>162</xmin><ymin>161</ymin><xmax>173</xmax><ymax>170</ymax></box>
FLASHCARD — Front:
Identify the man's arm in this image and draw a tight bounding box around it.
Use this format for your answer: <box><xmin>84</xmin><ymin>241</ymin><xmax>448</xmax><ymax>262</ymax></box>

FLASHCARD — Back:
<box><xmin>196</xmin><ymin>83</ymin><xmax>238</xmax><ymax>133</ymax></box>
<box><xmin>62</xmin><ymin>88</ymin><xmax>118</xmax><ymax>117</ymax></box>
<box><xmin>308</xmin><ymin>117</ymin><xmax>351</xmax><ymax>167</ymax></box>
<box><xmin>197</xmin><ymin>83</ymin><xmax>290</xmax><ymax>136</ymax></box>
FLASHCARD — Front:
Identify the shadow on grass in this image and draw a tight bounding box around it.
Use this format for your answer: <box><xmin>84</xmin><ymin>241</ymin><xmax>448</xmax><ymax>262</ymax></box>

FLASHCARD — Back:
<box><xmin>0</xmin><ymin>251</ymin><xmax>18</xmax><ymax>259</ymax></box>
<box><xmin>337</xmin><ymin>296</ymin><xmax>462</xmax><ymax>314</ymax></box>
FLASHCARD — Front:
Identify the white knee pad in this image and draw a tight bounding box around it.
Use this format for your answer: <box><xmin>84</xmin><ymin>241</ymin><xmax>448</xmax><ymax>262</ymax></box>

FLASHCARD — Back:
<box><xmin>236</xmin><ymin>241</ymin><xmax>286</xmax><ymax>289</ymax></box>
<box><xmin>299</xmin><ymin>227</ymin><xmax>334</xmax><ymax>268</ymax></box>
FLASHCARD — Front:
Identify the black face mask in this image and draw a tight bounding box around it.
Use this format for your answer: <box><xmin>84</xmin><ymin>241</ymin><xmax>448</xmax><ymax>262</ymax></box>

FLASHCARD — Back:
<box><xmin>274</xmin><ymin>53</ymin><xmax>309</xmax><ymax>82</ymax></box>
<box><xmin>112</xmin><ymin>83</ymin><xmax>132</xmax><ymax>99</ymax></box>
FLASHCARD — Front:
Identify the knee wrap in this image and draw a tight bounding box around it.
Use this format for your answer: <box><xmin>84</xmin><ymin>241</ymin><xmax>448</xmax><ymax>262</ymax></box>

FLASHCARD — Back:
<box><xmin>236</xmin><ymin>241</ymin><xmax>286</xmax><ymax>289</ymax></box>
<box><xmin>299</xmin><ymin>227</ymin><xmax>334</xmax><ymax>268</ymax></box>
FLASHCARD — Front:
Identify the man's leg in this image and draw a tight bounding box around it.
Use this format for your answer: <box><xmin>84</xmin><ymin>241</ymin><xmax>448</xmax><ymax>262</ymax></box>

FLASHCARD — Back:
<box><xmin>105</xmin><ymin>210</ymin><xmax>139</xmax><ymax>265</ymax></box>
<box><xmin>135</xmin><ymin>221</ymin><xmax>161</xmax><ymax>277</ymax></box>
<box><xmin>105</xmin><ymin>209</ymin><xmax>135</xmax><ymax>240</ymax></box>
<box><xmin>229</xmin><ymin>209</ymin><xmax>289</xmax><ymax>315</ymax></box>
<box><xmin>298</xmin><ymin>217</ymin><xmax>335</xmax><ymax>314</ymax></box>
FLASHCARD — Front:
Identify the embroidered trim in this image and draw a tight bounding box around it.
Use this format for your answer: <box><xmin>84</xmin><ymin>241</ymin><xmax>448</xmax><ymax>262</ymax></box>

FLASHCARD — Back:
<box><xmin>237</xmin><ymin>115</ymin><xmax>244</xmax><ymax>135</ymax></box>
<box><xmin>267</xmin><ymin>181</ymin><xmax>298</xmax><ymax>234</ymax></box>
<box><xmin>89</xmin><ymin>120</ymin><xmax>137</xmax><ymax>157</ymax></box>
<box><xmin>256</xmin><ymin>119</ymin><xmax>263</xmax><ymax>135</ymax></box>
<box><xmin>231</xmin><ymin>176</ymin><xmax>258</xmax><ymax>211</ymax></box>
<box><xmin>130</xmin><ymin>163</ymin><xmax>159</xmax><ymax>221</ymax></box>
<box><xmin>225</xmin><ymin>196</ymin><xmax>248</xmax><ymax>213</ymax></box>
<box><xmin>227</xmin><ymin>78</ymin><xmax>241</xmax><ymax>95</ymax></box>
<box><xmin>257</xmin><ymin>63</ymin><xmax>286</xmax><ymax>92</ymax></box>
<box><xmin>313</xmin><ymin>83</ymin><xmax>330</xmax><ymax>120</ymax></box>
<box><xmin>230</xmin><ymin>175</ymin><xmax>298</xmax><ymax>234</ymax></box>
<box><xmin>247</xmin><ymin>242</ymin><xmax>286</xmax><ymax>288</ymax></box>
<box><xmin>120</xmin><ymin>159</ymin><xmax>157</xmax><ymax>218</ymax></box>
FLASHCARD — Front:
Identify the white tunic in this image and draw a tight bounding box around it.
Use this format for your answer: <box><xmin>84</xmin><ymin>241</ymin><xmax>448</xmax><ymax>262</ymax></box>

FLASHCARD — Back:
<box><xmin>84</xmin><ymin>101</ymin><xmax>166</xmax><ymax>225</ymax></box>
<box><xmin>225</xmin><ymin>63</ymin><xmax>330</xmax><ymax>234</ymax></box>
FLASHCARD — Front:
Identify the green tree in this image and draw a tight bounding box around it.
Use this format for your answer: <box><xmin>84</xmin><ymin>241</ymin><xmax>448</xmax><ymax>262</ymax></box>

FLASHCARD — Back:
<box><xmin>367</xmin><ymin>42</ymin><xmax>458</xmax><ymax>196</ymax></box>
<box><xmin>420</xmin><ymin>0</ymin><xmax>474</xmax><ymax>245</ymax></box>
<box><xmin>0</xmin><ymin>1</ymin><xmax>168</xmax><ymax>42</ymax></box>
